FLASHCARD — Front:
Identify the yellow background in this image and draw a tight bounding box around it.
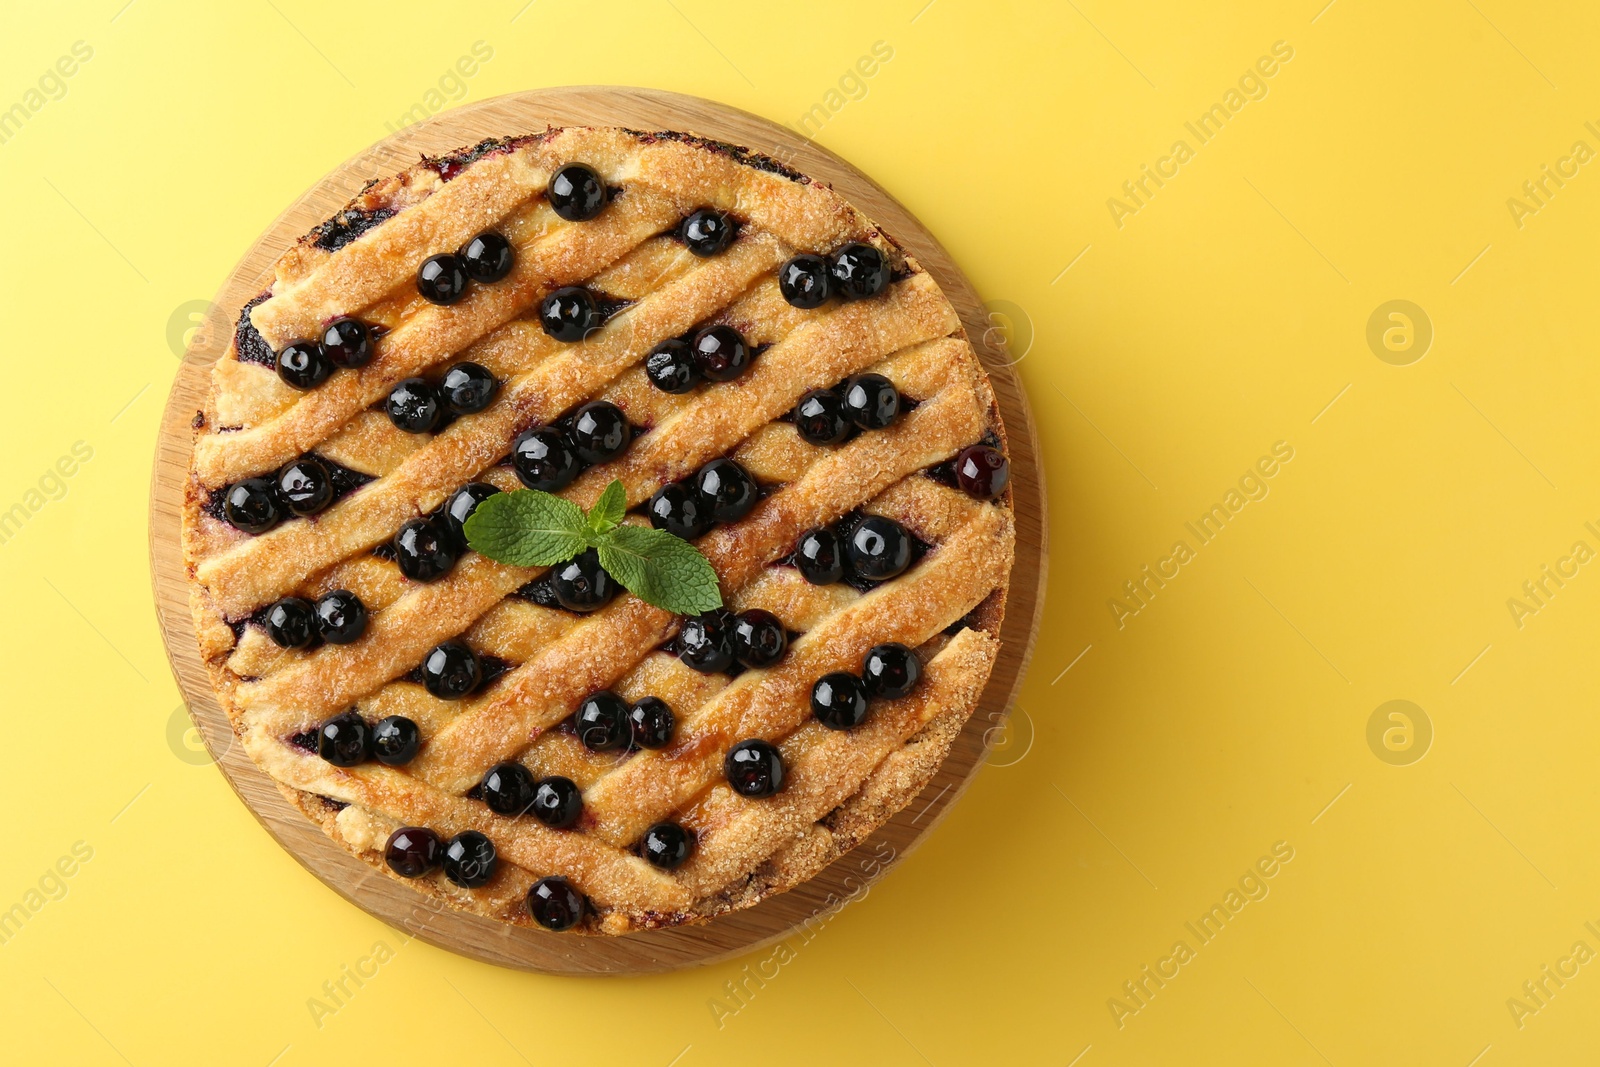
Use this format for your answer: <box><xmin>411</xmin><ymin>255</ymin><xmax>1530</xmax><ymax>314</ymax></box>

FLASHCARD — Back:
<box><xmin>2</xmin><ymin>0</ymin><xmax>1597</xmax><ymax>1063</ymax></box>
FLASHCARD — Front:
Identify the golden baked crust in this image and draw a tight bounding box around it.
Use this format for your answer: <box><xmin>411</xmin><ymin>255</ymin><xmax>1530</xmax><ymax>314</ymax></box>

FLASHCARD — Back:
<box><xmin>182</xmin><ymin>126</ymin><xmax>1015</xmax><ymax>934</ymax></box>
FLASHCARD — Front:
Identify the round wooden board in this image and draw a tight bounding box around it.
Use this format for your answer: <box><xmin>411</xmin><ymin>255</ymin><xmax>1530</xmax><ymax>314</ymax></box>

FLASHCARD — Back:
<box><xmin>149</xmin><ymin>87</ymin><xmax>1047</xmax><ymax>975</ymax></box>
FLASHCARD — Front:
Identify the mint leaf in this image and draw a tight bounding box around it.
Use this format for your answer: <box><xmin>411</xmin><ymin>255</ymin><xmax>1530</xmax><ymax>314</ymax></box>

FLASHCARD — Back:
<box><xmin>463</xmin><ymin>489</ymin><xmax>588</xmax><ymax>566</ymax></box>
<box><xmin>587</xmin><ymin>479</ymin><xmax>626</xmax><ymax>537</ymax></box>
<box><xmin>598</xmin><ymin>524</ymin><xmax>723</xmax><ymax>615</ymax></box>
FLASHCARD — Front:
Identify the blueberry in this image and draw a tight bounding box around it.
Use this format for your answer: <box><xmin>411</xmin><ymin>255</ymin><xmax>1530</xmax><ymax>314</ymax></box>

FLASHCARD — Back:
<box><xmin>955</xmin><ymin>444</ymin><xmax>1010</xmax><ymax>500</ymax></box>
<box><xmin>570</xmin><ymin>401</ymin><xmax>630</xmax><ymax>464</ymax></box>
<box><xmin>778</xmin><ymin>253</ymin><xmax>832</xmax><ymax>309</ymax></box>
<box><xmin>321</xmin><ymin>317</ymin><xmax>373</xmax><ymax>369</ymax></box>
<box><xmin>575</xmin><ymin>690</ymin><xmax>631</xmax><ymax>752</ymax></box>
<box><xmin>265</xmin><ymin>597</ymin><xmax>317</xmax><ymax>649</ymax></box>
<box><xmin>417</xmin><ymin>253</ymin><xmax>470</xmax><ymax>305</ymax></box>
<box><xmin>645</xmin><ymin>339</ymin><xmax>699</xmax><ymax>394</ymax></box>
<box><xmin>862</xmin><ymin>642</ymin><xmax>922</xmax><ymax>699</ymax></box>
<box><xmin>314</xmin><ymin>589</ymin><xmax>368</xmax><ymax>645</ymax></box>
<box><xmin>846</xmin><ymin>517</ymin><xmax>914</xmax><ymax>582</ymax></box>
<box><xmin>725</xmin><ymin>739</ymin><xmax>784</xmax><ymax>798</ymax></box>
<box><xmin>512</xmin><ymin>427</ymin><xmax>583</xmax><ymax>491</ymax></box>
<box><xmin>695</xmin><ymin>458</ymin><xmax>758</xmax><ymax>523</ymax></box>
<box><xmin>459</xmin><ymin>230</ymin><xmax>515</xmax><ymax>283</ymax></box>
<box><xmin>830</xmin><ymin>243</ymin><xmax>890</xmax><ymax>300</ymax></box>
<box><xmin>794</xmin><ymin>388</ymin><xmax>851</xmax><ymax>445</ymax></box>
<box><xmin>530</xmin><ymin>776</ymin><xmax>584</xmax><ymax>829</ymax></box>
<box><xmin>438</xmin><ymin>482</ymin><xmax>501</xmax><ymax>548</ymax></box>
<box><xmin>641</xmin><ymin>822</ymin><xmax>694</xmax><ymax>870</ymax></box>
<box><xmin>440</xmin><ymin>362</ymin><xmax>498</xmax><ymax>416</ymax></box>
<box><xmin>539</xmin><ymin>286</ymin><xmax>603</xmax><ymax>343</ymax></box>
<box><xmin>222</xmin><ymin>478</ymin><xmax>282</xmax><ymax>534</ymax></box>
<box><xmin>386</xmin><ymin>378</ymin><xmax>442</xmax><ymax>433</ymax></box>
<box><xmin>629</xmin><ymin>697</ymin><xmax>675</xmax><ymax>749</ymax></box>
<box><xmin>647</xmin><ymin>483</ymin><xmax>713</xmax><ymax>540</ymax></box>
<box><xmin>681</xmin><ymin>209</ymin><xmax>736</xmax><ymax>257</ymax></box>
<box><xmin>548</xmin><ymin>163</ymin><xmax>607</xmax><ymax>221</ymax></box>
<box><xmin>843</xmin><ymin>373</ymin><xmax>901</xmax><ymax>430</ymax></box>
<box><xmin>384</xmin><ymin>827</ymin><xmax>440</xmax><ymax>878</ymax></box>
<box><xmin>276</xmin><ymin>456</ymin><xmax>333</xmax><ymax>516</ymax></box>
<box><xmin>691</xmin><ymin>325</ymin><xmax>750</xmax><ymax>382</ymax></box>
<box><xmin>732</xmin><ymin>609</ymin><xmax>787</xmax><ymax>669</ymax></box>
<box><xmin>317</xmin><ymin>710</ymin><xmax>370</xmax><ymax>766</ymax></box>
<box><xmin>812</xmin><ymin>671</ymin><xmax>869</xmax><ymax>730</ymax></box>
<box><xmin>679</xmin><ymin>609</ymin><xmax>735</xmax><ymax>673</ymax></box>
<box><xmin>480</xmin><ymin>761</ymin><xmax>537</xmax><ymax>816</ymax></box>
<box><xmin>441</xmin><ymin>830</ymin><xmax>497</xmax><ymax>888</ymax></box>
<box><xmin>393</xmin><ymin>516</ymin><xmax>459</xmax><ymax>582</ymax></box>
<box><xmin>420</xmin><ymin>640</ymin><xmax>482</xmax><ymax>699</ymax></box>
<box><xmin>794</xmin><ymin>527</ymin><xmax>844</xmax><ymax>585</ymax></box>
<box><xmin>528</xmin><ymin>876</ymin><xmax>586</xmax><ymax>930</ymax></box>
<box><xmin>551</xmin><ymin>549</ymin><xmax>617</xmax><ymax>612</ymax></box>
<box><xmin>372</xmin><ymin>715</ymin><xmax>421</xmax><ymax>765</ymax></box>
<box><xmin>277</xmin><ymin>341</ymin><xmax>333</xmax><ymax>390</ymax></box>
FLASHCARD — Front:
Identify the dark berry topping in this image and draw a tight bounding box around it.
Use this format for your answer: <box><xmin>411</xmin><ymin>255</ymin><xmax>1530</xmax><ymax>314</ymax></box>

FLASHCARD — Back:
<box><xmin>629</xmin><ymin>697</ymin><xmax>675</xmax><ymax>749</ymax></box>
<box><xmin>843</xmin><ymin>373</ymin><xmax>901</xmax><ymax>430</ymax></box>
<box><xmin>812</xmin><ymin>671</ymin><xmax>870</xmax><ymax>730</ymax></box>
<box><xmin>778</xmin><ymin>253</ymin><xmax>832</xmax><ymax>309</ymax></box>
<box><xmin>420</xmin><ymin>640</ymin><xmax>482</xmax><ymax>699</ymax></box>
<box><xmin>694</xmin><ymin>458</ymin><xmax>758</xmax><ymax>524</ymax></box>
<box><xmin>312</xmin><ymin>206</ymin><xmax>394</xmax><ymax>252</ymax></box>
<box><xmin>641</xmin><ymin>822</ymin><xmax>694</xmax><ymax>870</ymax></box>
<box><xmin>569</xmin><ymin>401</ymin><xmax>630</xmax><ymax>465</ymax></box>
<box><xmin>438</xmin><ymin>482</ymin><xmax>501</xmax><ymax>548</ymax></box>
<box><xmin>846</xmin><ymin>516</ymin><xmax>913</xmax><ymax>582</ymax></box>
<box><xmin>314</xmin><ymin>589</ymin><xmax>368</xmax><ymax>645</ymax></box>
<box><xmin>528</xmin><ymin>876</ymin><xmax>586</xmax><ymax>931</ymax></box>
<box><xmin>441</xmin><ymin>830</ymin><xmax>497</xmax><ymax>888</ymax></box>
<box><xmin>416</xmin><ymin>253</ymin><xmax>469</xmax><ymax>305</ymax></box>
<box><xmin>551</xmin><ymin>549</ymin><xmax>618</xmax><ymax>612</ymax></box>
<box><xmin>393</xmin><ymin>516</ymin><xmax>459</xmax><ymax>582</ymax></box>
<box><xmin>512</xmin><ymin>427</ymin><xmax>583</xmax><ymax>492</ymax></box>
<box><xmin>372</xmin><ymin>715</ymin><xmax>422</xmax><ymax>765</ymax></box>
<box><xmin>265</xmin><ymin>597</ymin><xmax>317</xmax><ymax>649</ymax></box>
<box><xmin>386</xmin><ymin>378</ymin><xmax>443</xmax><ymax>434</ymax></box>
<box><xmin>459</xmin><ymin>230</ymin><xmax>515</xmax><ymax>283</ymax></box>
<box><xmin>317</xmin><ymin>710</ymin><xmax>370</xmax><ymax>766</ymax></box>
<box><xmin>575</xmin><ymin>690</ymin><xmax>631</xmax><ymax>752</ymax></box>
<box><xmin>691</xmin><ymin>324</ymin><xmax>750</xmax><ymax>382</ymax></box>
<box><xmin>384</xmin><ymin>827</ymin><xmax>440</xmax><ymax>878</ymax></box>
<box><xmin>725</xmin><ymin>739</ymin><xmax>785</xmax><ymax>798</ymax></box>
<box><xmin>955</xmin><ymin>444</ymin><xmax>1010</xmax><ymax>499</ymax></box>
<box><xmin>830</xmin><ymin>243</ymin><xmax>890</xmax><ymax>300</ymax></box>
<box><xmin>732</xmin><ymin>609</ymin><xmax>787</xmax><ymax>669</ymax></box>
<box><xmin>223</xmin><ymin>478</ymin><xmax>281</xmax><ymax>534</ymax></box>
<box><xmin>647</xmin><ymin>482</ymin><xmax>713</xmax><ymax>540</ymax></box>
<box><xmin>679</xmin><ymin>609</ymin><xmax>736</xmax><ymax>674</ymax></box>
<box><xmin>276</xmin><ymin>456</ymin><xmax>333</xmax><ymax>516</ymax></box>
<box><xmin>794</xmin><ymin>527</ymin><xmax>844</xmax><ymax>585</ymax></box>
<box><xmin>681</xmin><ymin>209</ymin><xmax>736</xmax><ymax>257</ymax></box>
<box><xmin>480</xmin><ymin>761</ymin><xmax>537</xmax><ymax>816</ymax></box>
<box><xmin>277</xmin><ymin>341</ymin><xmax>333</xmax><ymax>390</ymax></box>
<box><xmin>321</xmin><ymin>317</ymin><xmax>373</xmax><ymax>369</ymax></box>
<box><xmin>794</xmin><ymin>388</ymin><xmax>851</xmax><ymax>445</ymax></box>
<box><xmin>645</xmin><ymin>339</ymin><xmax>699</xmax><ymax>394</ymax></box>
<box><xmin>548</xmin><ymin>163</ymin><xmax>607</xmax><ymax>221</ymax></box>
<box><xmin>539</xmin><ymin>286</ymin><xmax>603</xmax><ymax>343</ymax></box>
<box><xmin>234</xmin><ymin>292</ymin><xmax>275</xmax><ymax>366</ymax></box>
<box><xmin>530</xmin><ymin>776</ymin><xmax>584</xmax><ymax>829</ymax></box>
<box><xmin>441</xmin><ymin>362</ymin><xmax>498</xmax><ymax>416</ymax></box>
<box><xmin>863</xmin><ymin>642</ymin><xmax>922</xmax><ymax>699</ymax></box>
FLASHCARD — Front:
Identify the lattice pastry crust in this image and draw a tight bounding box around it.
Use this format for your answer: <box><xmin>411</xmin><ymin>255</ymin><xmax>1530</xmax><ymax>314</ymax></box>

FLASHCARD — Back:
<box><xmin>181</xmin><ymin>126</ymin><xmax>1016</xmax><ymax>934</ymax></box>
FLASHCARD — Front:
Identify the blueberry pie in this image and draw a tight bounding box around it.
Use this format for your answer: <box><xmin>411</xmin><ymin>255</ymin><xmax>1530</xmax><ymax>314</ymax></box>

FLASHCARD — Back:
<box><xmin>181</xmin><ymin>127</ymin><xmax>1016</xmax><ymax>934</ymax></box>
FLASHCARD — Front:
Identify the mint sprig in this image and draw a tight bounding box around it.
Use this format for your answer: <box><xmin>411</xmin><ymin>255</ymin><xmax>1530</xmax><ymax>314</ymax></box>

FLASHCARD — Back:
<box><xmin>462</xmin><ymin>479</ymin><xmax>722</xmax><ymax>616</ymax></box>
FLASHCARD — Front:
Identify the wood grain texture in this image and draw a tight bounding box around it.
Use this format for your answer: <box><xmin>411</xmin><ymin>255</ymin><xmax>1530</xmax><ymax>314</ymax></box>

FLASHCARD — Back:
<box><xmin>148</xmin><ymin>87</ymin><xmax>1046</xmax><ymax>974</ymax></box>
